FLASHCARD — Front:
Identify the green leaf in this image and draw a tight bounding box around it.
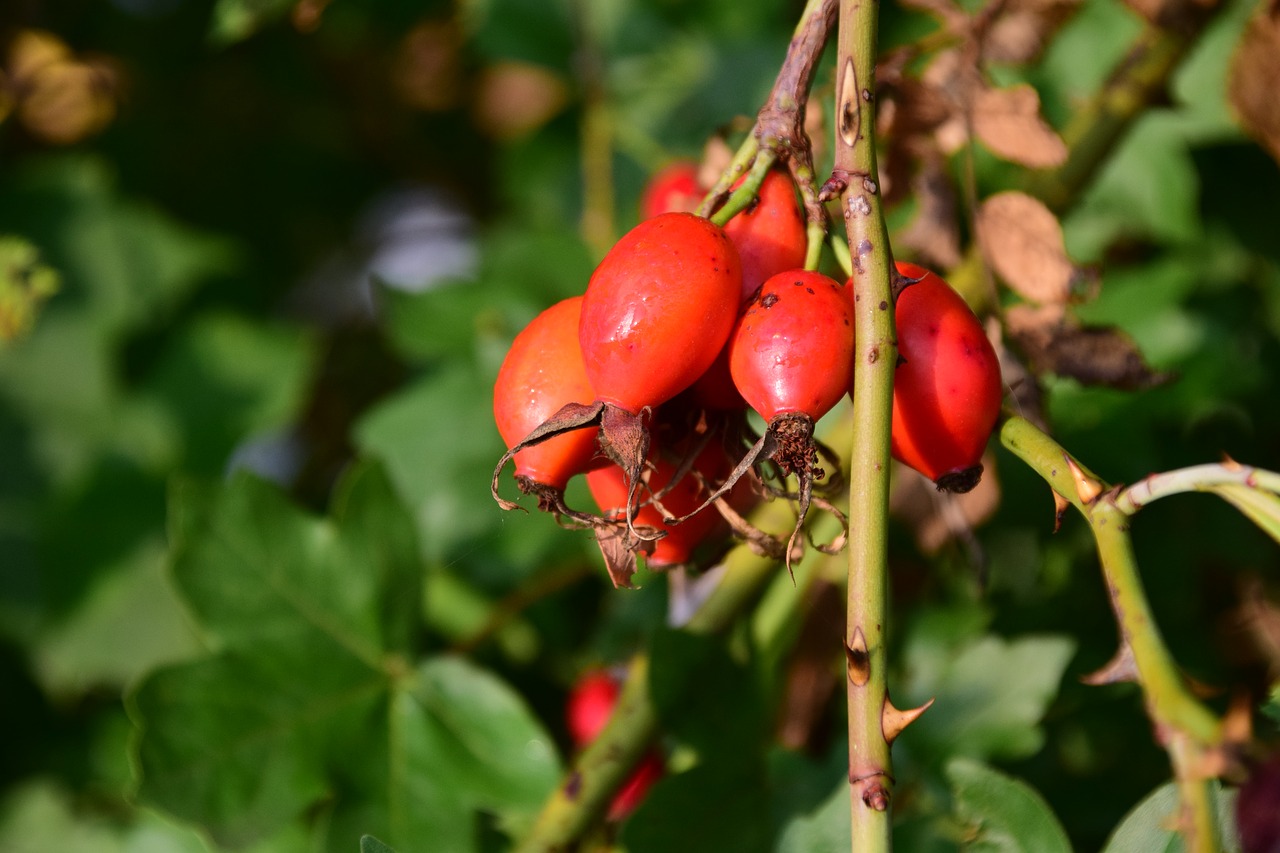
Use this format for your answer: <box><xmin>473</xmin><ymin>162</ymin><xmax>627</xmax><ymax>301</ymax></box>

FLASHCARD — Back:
<box><xmin>133</xmin><ymin>465</ymin><xmax>558</xmax><ymax>851</ymax></box>
<box><xmin>773</xmin><ymin>767</ymin><xmax>851</xmax><ymax>853</ymax></box>
<box><xmin>361</xmin><ymin>837</ymin><xmax>399</xmax><ymax>853</ymax></box>
<box><xmin>1263</xmin><ymin>683</ymin><xmax>1280</xmax><ymax>728</ymax></box>
<box><xmin>899</xmin><ymin>631</ymin><xmax>1076</xmax><ymax>765</ymax></box>
<box><xmin>946</xmin><ymin>759</ymin><xmax>1072</xmax><ymax>853</ymax></box>
<box><xmin>647</xmin><ymin>628</ymin><xmax>767</xmax><ymax>757</ymax></box>
<box><xmin>0</xmin><ymin>780</ymin><xmax>212</xmax><ymax>853</ymax></box>
<box><xmin>209</xmin><ymin>0</ymin><xmax>296</xmax><ymax>46</ymax></box>
<box><xmin>1101</xmin><ymin>781</ymin><xmax>1238</xmax><ymax>853</ymax></box>
<box><xmin>142</xmin><ymin>312</ymin><xmax>314</xmax><ymax>475</ymax></box>
<box><xmin>1211</xmin><ymin>482</ymin><xmax>1280</xmax><ymax>547</ymax></box>
<box><xmin>355</xmin><ymin>363</ymin><xmax>506</xmax><ymax>566</ymax></box>
<box><xmin>0</xmin><ymin>236</ymin><xmax>60</xmax><ymax>344</ymax></box>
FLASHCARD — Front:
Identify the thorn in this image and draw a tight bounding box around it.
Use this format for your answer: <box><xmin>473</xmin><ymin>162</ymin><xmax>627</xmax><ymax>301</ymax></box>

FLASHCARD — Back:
<box><xmin>846</xmin><ymin>627</ymin><xmax>870</xmax><ymax>687</ymax></box>
<box><xmin>1052</xmin><ymin>490</ymin><xmax>1070</xmax><ymax>532</ymax></box>
<box><xmin>882</xmin><ymin>694</ymin><xmax>933</xmax><ymax>744</ymax></box>
<box><xmin>1080</xmin><ymin>642</ymin><xmax>1138</xmax><ymax>685</ymax></box>
<box><xmin>1222</xmin><ymin>452</ymin><xmax>1243</xmax><ymax>471</ymax></box>
<box><xmin>1064</xmin><ymin>454</ymin><xmax>1104</xmax><ymax>504</ymax></box>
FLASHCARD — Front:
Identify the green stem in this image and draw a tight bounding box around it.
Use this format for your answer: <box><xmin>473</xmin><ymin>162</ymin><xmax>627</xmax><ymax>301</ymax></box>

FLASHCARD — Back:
<box><xmin>1114</xmin><ymin>462</ymin><xmax>1280</xmax><ymax>515</ymax></box>
<box><xmin>834</xmin><ymin>0</ymin><xmax>896</xmax><ymax>847</ymax></box>
<box><xmin>1000</xmin><ymin>417</ymin><xmax>1223</xmax><ymax>852</ymax></box>
<box><xmin>1022</xmin><ymin>4</ymin><xmax>1222</xmax><ymax>214</ymax></box>
<box><xmin>514</xmin><ymin>501</ymin><xmax>791</xmax><ymax>852</ymax></box>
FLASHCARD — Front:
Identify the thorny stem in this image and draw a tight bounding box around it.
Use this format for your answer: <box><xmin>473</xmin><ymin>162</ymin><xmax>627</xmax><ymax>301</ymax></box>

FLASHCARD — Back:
<box><xmin>700</xmin><ymin>0</ymin><xmax>836</xmax><ymax>234</ymax></box>
<box><xmin>1000</xmin><ymin>417</ymin><xmax>1224</xmax><ymax>853</ymax></box>
<box><xmin>1114</xmin><ymin>462</ymin><xmax>1280</xmax><ymax>515</ymax></box>
<box><xmin>835</xmin><ymin>0</ymin><xmax>896</xmax><ymax>846</ymax></box>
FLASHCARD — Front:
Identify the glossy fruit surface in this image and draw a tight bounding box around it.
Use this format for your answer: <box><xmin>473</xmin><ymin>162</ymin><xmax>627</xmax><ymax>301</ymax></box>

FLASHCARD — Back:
<box><xmin>565</xmin><ymin>669</ymin><xmax>620</xmax><ymax>746</ymax></box>
<box><xmin>723</xmin><ymin>168</ymin><xmax>807</xmax><ymax>300</ymax></box>
<box><xmin>730</xmin><ymin>270</ymin><xmax>854</xmax><ymax>422</ymax></box>
<box><xmin>587</xmin><ymin>447</ymin><xmax>728</xmax><ymax>566</ymax></box>
<box><xmin>889</xmin><ymin>261</ymin><xmax>1002</xmax><ymax>487</ymax></box>
<box><xmin>493</xmin><ymin>296</ymin><xmax>599</xmax><ymax>489</ymax></box>
<box><xmin>579</xmin><ymin>212</ymin><xmax>742</xmax><ymax>413</ymax></box>
<box><xmin>640</xmin><ymin>161</ymin><xmax>703</xmax><ymax>220</ymax></box>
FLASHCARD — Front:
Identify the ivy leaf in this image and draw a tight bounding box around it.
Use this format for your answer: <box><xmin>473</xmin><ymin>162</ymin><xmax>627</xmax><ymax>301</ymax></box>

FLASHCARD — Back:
<box><xmin>131</xmin><ymin>464</ymin><xmax>560</xmax><ymax>852</ymax></box>
<box><xmin>946</xmin><ymin>758</ymin><xmax>1072</xmax><ymax>853</ymax></box>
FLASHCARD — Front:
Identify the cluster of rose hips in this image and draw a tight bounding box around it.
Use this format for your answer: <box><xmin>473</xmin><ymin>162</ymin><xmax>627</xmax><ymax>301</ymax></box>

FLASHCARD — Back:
<box><xmin>491</xmin><ymin>161</ymin><xmax>1002</xmax><ymax>583</ymax></box>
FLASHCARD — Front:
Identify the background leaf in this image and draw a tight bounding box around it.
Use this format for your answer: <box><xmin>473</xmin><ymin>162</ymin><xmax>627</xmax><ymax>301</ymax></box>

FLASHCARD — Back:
<box><xmin>946</xmin><ymin>758</ymin><xmax>1072</xmax><ymax>853</ymax></box>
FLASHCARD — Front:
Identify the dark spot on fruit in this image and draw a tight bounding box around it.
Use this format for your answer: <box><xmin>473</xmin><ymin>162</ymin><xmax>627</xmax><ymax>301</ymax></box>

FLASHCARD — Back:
<box><xmin>794</xmin><ymin>280</ymin><xmax>804</xmax><ymax>286</ymax></box>
<box><xmin>842</xmin><ymin>317</ymin><xmax>850</xmax><ymax>326</ymax></box>
<box><xmin>806</xmin><ymin>287</ymin><xmax>815</xmax><ymax>294</ymax></box>
<box><xmin>762</xmin><ymin>293</ymin><xmax>780</xmax><ymax>309</ymax></box>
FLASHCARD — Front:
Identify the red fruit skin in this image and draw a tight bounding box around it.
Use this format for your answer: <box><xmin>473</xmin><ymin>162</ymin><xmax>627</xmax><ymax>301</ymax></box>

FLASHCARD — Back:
<box><xmin>587</xmin><ymin>448</ymin><xmax>728</xmax><ymax>566</ymax></box>
<box><xmin>729</xmin><ymin>270</ymin><xmax>855</xmax><ymax>423</ymax></box>
<box><xmin>640</xmin><ymin>161</ymin><xmax>703</xmax><ymax>220</ymax></box>
<box><xmin>688</xmin><ymin>340</ymin><xmax>748</xmax><ymax>411</ymax></box>
<box><xmin>607</xmin><ymin>750</ymin><xmax>664</xmax><ymax>821</ymax></box>
<box><xmin>887</xmin><ymin>262</ymin><xmax>1003</xmax><ymax>481</ymax></box>
<box><xmin>723</xmin><ymin>169</ymin><xmax>807</xmax><ymax>301</ymax></box>
<box><xmin>493</xmin><ymin>297</ymin><xmax>600</xmax><ymax>489</ymax></box>
<box><xmin>565</xmin><ymin>670</ymin><xmax>621</xmax><ymax>746</ymax></box>
<box><xmin>579</xmin><ymin>213</ymin><xmax>742</xmax><ymax>413</ymax></box>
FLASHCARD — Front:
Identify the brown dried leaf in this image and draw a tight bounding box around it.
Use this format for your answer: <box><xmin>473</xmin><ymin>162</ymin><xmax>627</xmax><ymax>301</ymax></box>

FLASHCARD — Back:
<box><xmin>972</xmin><ymin>83</ymin><xmax>1068</xmax><ymax>168</ymax></box>
<box><xmin>889</xmin><ymin>453</ymin><xmax>1001</xmax><ymax>555</ymax></box>
<box><xmin>1229</xmin><ymin>1</ymin><xmax>1280</xmax><ymax>168</ymax></box>
<box><xmin>976</xmin><ymin>191</ymin><xmax>1093</xmax><ymax>304</ymax></box>
<box><xmin>982</xmin><ymin>0</ymin><xmax>1084</xmax><ymax>64</ymax></box>
<box><xmin>1005</xmin><ymin>304</ymin><xmax>1173</xmax><ymax>389</ymax></box>
<box><xmin>473</xmin><ymin>61</ymin><xmax>569</xmax><ymax>141</ymax></box>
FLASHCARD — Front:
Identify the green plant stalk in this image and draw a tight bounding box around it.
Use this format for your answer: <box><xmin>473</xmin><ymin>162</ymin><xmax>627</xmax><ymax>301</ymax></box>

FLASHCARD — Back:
<box><xmin>1114</xmin><ymin>462</ymin><xmax>1280</xmax><ymax>514</ymax></box>
<box><xmin>1001</xmin><ymin>417</ymin><xmax>1223</xmax><ymax>852</ymax></box>
<box><xmin>835</xmin><ymin>0</ymin><xmax>896</xmax><ymax>846</ymax></box>
<box><xmin>1023</xmin><ymin>6</ymin><xmax>1221</xmax><ymax>214</ymax></box>
<box><xmin>513</xmin><ymin>502</ymin><xmax>790</xmax><ymax>852</ymax></box>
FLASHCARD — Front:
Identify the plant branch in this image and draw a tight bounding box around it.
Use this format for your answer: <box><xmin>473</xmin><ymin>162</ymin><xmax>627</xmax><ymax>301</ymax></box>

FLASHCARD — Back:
<box><xmin>1114</xmin><ymin>461</ymin><xmax>1280</xmax><ymax>515</ymax></box>
<box><xmin>1022</xmin><ymin>0</ymin><xmax>1224</xmax><ymax>214</ymax></box>
<box><xmin>700</xmin><ymin>0</ymin><xmax>836</xmax><ymax>236</ymax></box>
<box><xmin>834</xmin><ymin>0</ymin><xmax>897</xmax><ymax>846</ymax></box>
<box><xmin>513</xmin><ymin>501</ymin><xmax>792</xmax><ymax>852</ymax></box>
<box><xmin>1000</xmin><ymin>416</ymin><xmax>1224</xmax><ymax>852</ymax></box>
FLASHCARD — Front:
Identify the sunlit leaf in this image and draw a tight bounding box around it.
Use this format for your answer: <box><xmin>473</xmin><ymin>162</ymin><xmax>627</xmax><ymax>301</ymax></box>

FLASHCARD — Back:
<box><xmin>947</xmin><ymin>758</ymin><xmax>1072</xmax><ymax>853</ymax></box>
<box><xmin>1101</xmin><ymin>781</ymin><xmax>1237</xmax><ymax>853</ymax></box>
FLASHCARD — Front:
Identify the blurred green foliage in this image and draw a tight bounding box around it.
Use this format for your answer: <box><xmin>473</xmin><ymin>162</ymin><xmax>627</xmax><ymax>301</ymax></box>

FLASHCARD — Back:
<box><xmin>0</xmin><ymin>0</ymin><xmax>1276</xmax><ymax>850</ymax></box>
